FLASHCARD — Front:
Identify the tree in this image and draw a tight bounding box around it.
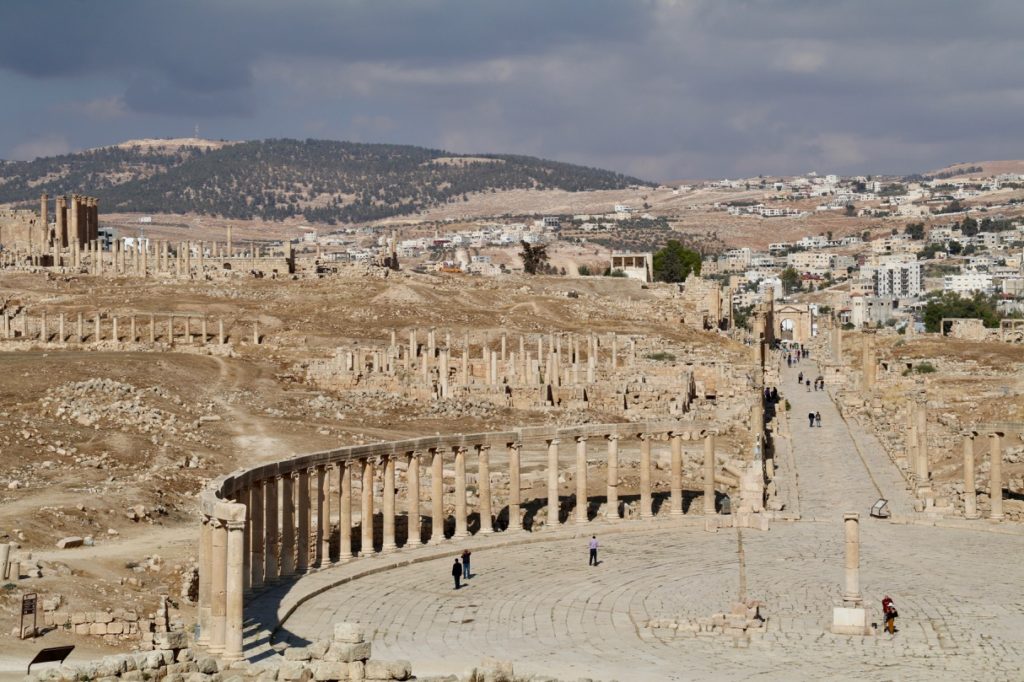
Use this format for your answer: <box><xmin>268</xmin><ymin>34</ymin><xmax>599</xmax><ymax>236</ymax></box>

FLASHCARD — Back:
<box><xmin>780</xmin><ymin>267</ymin><xmax>801</xmax><ymax>294</ymax></box>
<box><xmin>845</xmin><ymin>204</ymin><xmax>856</xmax><ymax>217</ymax></box>
<box><xmin>904</xmin><ymin>222</ymin><xmax>925</xmax><ymax>240</ymax></box>
<box><xmin>922</xmin><ymin>291</ymin><xmax>1003</xmax><ymax>332</ymax></box>
<box><xmin>519</xmin><ymin>240</ymin><xmax>548</xmax><ymax>275</ymax></box>
<box><xmin>652</xmin><ymin>240</ymin><xmax>702</xmax><ymax>283</ymax></box>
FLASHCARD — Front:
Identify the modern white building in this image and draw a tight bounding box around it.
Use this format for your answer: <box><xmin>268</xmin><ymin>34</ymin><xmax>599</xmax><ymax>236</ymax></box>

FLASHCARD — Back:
<box><xmin>943</xmin><ymin>273</ymin><xmax>994</xmax><ymax>295</ymax></box>
<box><xmin>866</xmin><ymin>262</ymin><xmax>922</xmax><ymax>297</ymax></box>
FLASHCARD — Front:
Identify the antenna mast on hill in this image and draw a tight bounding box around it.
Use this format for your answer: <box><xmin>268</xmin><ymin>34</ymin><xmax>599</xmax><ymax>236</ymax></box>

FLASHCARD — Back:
<box><xmin>194</xmin><ymin>124</ymin><xmax>200</xmax><ymax>139</ymax></box>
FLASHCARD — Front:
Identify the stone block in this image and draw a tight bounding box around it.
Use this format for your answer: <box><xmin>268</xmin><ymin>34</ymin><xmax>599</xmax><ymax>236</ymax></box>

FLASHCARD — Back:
<box><xmin>96</xmin><ymin>611</ymin><xmax>114</xmax><ymax>624</ymax></box>
<box><xmin>56</xmin><ymin>536</ymin><xmax>84</xmax><ymax>549</ymax></box>
<box><xmin>831</xmin><ymin>606</ymin><xmax>871</xmax><ymax>635</ymax></box>
<box><xmin>327</xmin><ymin>642</ymin><xmax>371</xmax><ymax>663</ymax></box>
<box><xmin>71</xmin><ymin>612</ymin><xmax>87</xmax><ymax>625</ymax></box>
<box><xmin>313</xmin><ymin>661</ymin><xmax>348</xmax><ymax>681</ymax></box>
<box><xmin>196</xmin><ymin>657</ymin><xmax>220</xmax><ymax>675</ymax></box>
<box><xmin>347</xmin><ymin>661</ymin><xmax>364</xmax><ymax>681</ymax></box>
<box><xmin>155</xmin><ymin>631</ymin><xmax>190</xmax><ymax>650</ymax></box>
<box><xmin>89</xmin><ymin>623</ymin><xmax>108</xmax><ymax>636</ymax></box>
<box><xmin>279</xmin><ymin>661</ymin><xmax>311</xmax><ymax>682</ymax></box>
<box><xmin>332</xmin><ymin>622</ymin><xmax>365</xmax><ymax>644</ymax></box>
<box><xmin>107</xmin><ymin>622</ymin><xmax>124</xmax><ymax>635</ymax></box>
<box><xmin>366</xmin><ymin>660</ymin><xmax>411</xmax><ymax>681</ymax></box>
<box><xmin>308</xmin><ymin>639</ymin><xmax>331</xmax><ymax>660</ymax></box>
<box><xmin>284</xmin><ymin>646</ymin><xmax>312</xmax><ymax>661</ymax></box>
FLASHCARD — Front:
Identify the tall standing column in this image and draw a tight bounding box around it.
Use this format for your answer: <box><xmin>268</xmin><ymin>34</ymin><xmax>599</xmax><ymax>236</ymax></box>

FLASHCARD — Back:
<box><xmin>605</xmin><ymin>434</ymin><xmax>620</xmax><ymax>520</ymax></box>
<box><xmin>546</xmin><ymin>438</ymin><xmax>561</xmax><ymax>528</ymax></box>
<box><xmin>339</xmin><ymin>462</ymin><xmax>353</xmax><ymax>559</ymax></box>
<box><xmin>406</xmin><ymin>453</ymin><xmax>421</xmax><ymax>545</ymax></box>
<box><xmin>430</xmin><ymin>449</ymin><xmax>445</xmax><ymax>543</ymax></box>
<box><xmin>916</xmin><ymin>403</ymin><xmax>930</xmax><ymax>487</ymax></box>
<box><xmin>222</xmin><ymin>503</ymin><xmax>247</xmax><ymax>662</ymax></box>
<box><xmin>280</xmin><ymin>474</ymin><xmax>295</xmax><ymax>576</ymax></box>
<box><xmin>575</xmin><ymin>436</ymin><xmax>588</xmax><ymax>523</ymax></box>
<box><xmin>314</xmin><ymin>465</ymin><xmax>328</xmax><ymax>567</ymax></box>
<box><xmin>862</xmin><ymin>332</ymin><xmax>876</xmax><ymax>391</ymax></box>
<box><xmin>249</xmin><ymin>481</ymin><xmax>264</xmax><ymax>590</ymax></box>
<box><xmin>842</xmin><ymin>512</ymin><xmax>862</xmax><ymax>605</ymax></box>
<box><xmin>989</xmin><ymin>433</ymin><xmax>1004</xmax><ymax>521</ymax></box>
<box><xmin>669</xmin><ymin>432</ymin><xmax>683</xmax><ymax>516</ymax></box>
<box><xmin>198</xmin><ymin>515</ymin><xmax>213</xmax><ymax>646</ymax></box>
<box><xmin>454</xmin><ymin>447</ymin><xmax>469</xmax><ymax>539</ymax></box>
<box><xmin>703</xmin><ymin>433</ymin><xmax>716</xmax><ymax>515</ymax></box>
<box><xmin>208</xmin><ymin>518</ymin><xmax>228</xmax><ymax>653</ymax></box>
<box><xmin>296</xmin><ymin>469</ymin><xmax>310</xmax><ymax>572</ymax></box>
<box><xmin>639</xmin><ymin>434</ymin><xmax>653</xmax><ymax>519</ymax></box>
<box><xmin>360</xmin><ymin>458</ymin><xmax>375</xmax><ymax>555</ymax></box>
<box><xmin>264</xmin><ymin>476</ymin><xmax>279</xmax><ymax>582</ymax></box>
<box><xmin>962</xmin><ymin>434</ymin><xmax>979</xmax><ymax>519</ymax></box>
<box><xmin>383</xmin><ymin>455</ymin><xmax>397</xmax><ymax>551</ymax></box>
<box><xmin>507</xmin><ymin>442</ymin><xmax>523</xmax><ymax>531</ymax></box>
<box><xmin>478</xmin><ymin>445</ymin><xmax>494</xmax><ymax>533</ymax></box>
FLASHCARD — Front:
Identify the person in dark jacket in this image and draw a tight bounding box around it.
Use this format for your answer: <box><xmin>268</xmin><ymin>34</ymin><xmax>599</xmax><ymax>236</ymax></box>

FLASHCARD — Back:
<box><xmin>461</xmin><ymin>549</ymin><xmax>472</xmax><ymax>579</ymax></box>
<box><xmin>452</xmin><ymin>558</ymin><xmax>462</xmax><ymax>589</ymax></box>
<box><xmin>808</xmin><ymin>412</ymin><xmax>815</xmax><ymax>428</ymax></box>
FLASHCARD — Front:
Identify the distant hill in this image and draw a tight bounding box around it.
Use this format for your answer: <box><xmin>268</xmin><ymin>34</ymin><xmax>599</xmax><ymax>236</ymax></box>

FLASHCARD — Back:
<box><xmin>0</xmin><ymin>138</ymin><xmax>653</xmax><ymax>224</ymax></box>
<box><xmin>923</xmin><ymin>160</ymin><xmax>1024</xmax><ymax>180</ymax></box>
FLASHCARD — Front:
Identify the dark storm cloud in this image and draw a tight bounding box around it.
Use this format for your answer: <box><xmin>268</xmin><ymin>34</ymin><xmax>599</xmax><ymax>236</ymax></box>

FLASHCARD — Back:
<box><xmin>0</xmin><ymin>0</ymin><xmax>1022</xmax><ymax>177</ymax></box>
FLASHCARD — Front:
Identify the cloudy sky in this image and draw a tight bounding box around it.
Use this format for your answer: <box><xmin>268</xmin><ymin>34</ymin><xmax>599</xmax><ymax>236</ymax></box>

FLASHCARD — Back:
<box><xmin>1</xmin><ymin>0</ymin><xmax>1021</xmax><ymax>180</ymax></box>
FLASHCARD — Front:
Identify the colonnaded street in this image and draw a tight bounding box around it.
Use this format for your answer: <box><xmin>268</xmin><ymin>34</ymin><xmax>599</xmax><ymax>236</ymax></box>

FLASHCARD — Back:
<box><xmin>273</xmin><ymin>364</ymin><xmax>1024</xmax><ymax>681</ymax></box>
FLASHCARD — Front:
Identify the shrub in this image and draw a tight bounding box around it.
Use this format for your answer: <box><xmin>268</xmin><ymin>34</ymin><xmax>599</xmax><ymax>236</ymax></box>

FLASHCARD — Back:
<box><xmin>646</xmin><ymin>351</ymin><xmax>676</xmax><ymax>362</ymax></box>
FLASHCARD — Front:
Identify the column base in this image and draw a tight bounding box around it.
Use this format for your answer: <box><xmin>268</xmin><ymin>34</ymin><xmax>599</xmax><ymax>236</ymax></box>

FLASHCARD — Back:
<box><xmin>453</xmin><ymin>532</ymin><xmax>470</xmax><ymax>540</ymax></box>
<box><xmin>479</xmin><ymin>528</ymin><xmax>494</xmax><ymax>535</ymax></box>
<box><xmin>505</xmin><ymin>524</ymin><xmax>523</xmax><ymax>533</ymax></box>
<box><xmin>382</xmin><ymin>543</ymin><xmax>398</xmax><ymax>553</ymax></box>
<box><xmin>990</xmin><ymin>514</ymin><xmax>1005</xmax><ymax>522</ymax></box>
<box><xmin>220</xmin><ymin>653</ymin><xmax>243</xmax><ymax>663</ymax></box>
<box><xmin>669</xmin><ymin>510</ymin><xmax>684</xmax><ymax>516</ymax></box>
<box><xmin>640</xmin><ymin>513</ymin><xmax>654</xmax><ymax>520</ymax></box>
<box><xmin>357</xmin><ymin>551</ymin><xmax>375</xmax><ymax>558</ymax></box>
<box><xmin>964</xmin><ymin>512</ymin><xmax>980</xmax><ymax>520</ymax></box>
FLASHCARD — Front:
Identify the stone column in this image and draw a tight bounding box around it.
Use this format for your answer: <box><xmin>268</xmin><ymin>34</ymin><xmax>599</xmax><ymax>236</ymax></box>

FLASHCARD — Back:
<box><xmin>669</xmin><ymin>431</ymin><xmax>683</xmax><ymax>516</ymax></box>
<box><xmin>842</xmin><ymin>512</ymin><xmax>862</xmax><ymax>604</ymax></box>
<box><xmin>77</xmin><ymin>312</ymin><xmax>83</xmax><ymax>343</ymax></box>
<box><xmin>507</xmin><ymin>442</ymin><xmax>523</xmax><ymax>531</ymax></box>
<box><xmin>296</xmin><ymin>469</ymin><xmax>310</xmax><ymax>572</ymax></box>
<box><xmin>339</xmin><ymin>462</ymin><xmax>353</xmax><ymax>559</ymax></box>
<box><xmin>249</xmin><ymin>481</ymin><xmax>264</xmax><ymax>590</ymax></box>
<box><xmin>476</xmin><ymin>445</ymin><xmax>494</xmax><ymax>533</ymax></box>
<box><xmin>989</xmin><ymin>433</ymin><xmax>1004</xmax><ymax>521</ymax></box>
<box><xmin>546</xmin><ymin>438</ymin><xmax>560</xmax><ymax>528</ymax></box>
<box><xmin>222</xmin><ymin>503</ymin><xmax>247</xmax><ymax>662</ymax></box>
<box><xmin>280</xmin><ymin>474</ymin><xmax>295</xmax><ymax>576</ymax></box>
<box><xmin>198</xmin><ymin>515</ymin><xmax>213</xmax><ymax>646</ymax></box>
<box><xmin>129</xmin><ymin>316</ymin><xmax>136</xmax><ymax>343</ymax></box>
<box><xmin>208</xmin><ymin>518</ymin><xmax>228</xmax><ymax>653</ymax></box>
<box><xmin>219</xmin><ymin>319</ymin><xmax>225</xmax><ymax>344</ymax></box>
<box><xmin>916</xmin><ymin>403</ymin><xmax>929</xmax><ymax>487</ymax></box>
<box><xmin>454</xmin><ymin>447</ymin><xmax>469</xmax><ymax>539</ymax></box>
<box><xmin>704</xmin><ymin>433</ymin><xmax>716</xmax><ymax>515</ymax></box>
<box><xmin>430</xmin><ymin>448</ymin><xmax>444</xmax><ymax>543</ymax></box>
<box><xmin>406</xmin><ymin>453</ymin><xmax>421</xmax><ymax>545</ymax></box>
<box><xmin>639</xmin><ymin>433</ymin><xmax>653</xmax><ymax>519</ymax></box>
<box><xmin>94</xmin><ymin>313</ymin><xmax>101</xmax><ymax>343</ymax></box>
<box><xmin>962</xmin><ymin>434</ymin><xmax>979</xmax><ymax>519</ymax></box>
<box><xmin>264</xmin><ymin>476</ymin><xmax>279</xmax><ymax>582</ymax></box>
<box><xmin>606</xmin><ymin>434</ymin><xmax>620</xmax><ymax>520</ymax></box>
<box><xmin>575</xmin><ymin>436</ymin><xmax>588</xmax><ymax>523</ymax></box>
<box><xmin>360</xmin><ymin>458</ymin><xmax>375</xmax><ymax>555</ymax></box>
<box><xmin>315</xmin><ymin>465</ymin><xmax>328</xmax><ymax>567</ymax></box>
<box><xmin>383</xmin><ymin>455</ymin><xmax>398</xmax><ymax>551</ymax></box>
<box><xmin>862</xmin><ymin>332</ymin><xmax>876</xmax><ymax>391</ymax></box>
<box><xmin>58</xmin><ymin>313</ymin><xmax>65</xmax><ymax>343</ymax></box>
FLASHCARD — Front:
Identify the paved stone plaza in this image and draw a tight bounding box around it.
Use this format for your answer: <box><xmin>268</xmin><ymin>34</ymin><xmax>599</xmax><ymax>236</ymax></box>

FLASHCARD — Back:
<box><xmin>266</xmin><ymin>364</ymin><xmax>1024</xmax><ymax>680</ymax></box>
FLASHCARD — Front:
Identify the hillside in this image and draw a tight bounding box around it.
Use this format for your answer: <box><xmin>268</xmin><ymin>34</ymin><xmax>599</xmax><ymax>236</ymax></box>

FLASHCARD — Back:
<box><xmin>924</xmin><ymin>159</ymin><xmax>1024</xmax><ymax>180</ymax></box>
<box><xmin>0</xmin><ymin>138</ymin><xmax>653</xmax><ymax>224</ymax></box>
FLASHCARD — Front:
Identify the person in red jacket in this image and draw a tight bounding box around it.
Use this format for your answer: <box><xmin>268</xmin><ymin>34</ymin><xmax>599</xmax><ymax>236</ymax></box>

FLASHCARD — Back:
<box><xmin>882</xmin><ymin>596</ymin><xmax>898</xmax><ymax>634</ymax></box>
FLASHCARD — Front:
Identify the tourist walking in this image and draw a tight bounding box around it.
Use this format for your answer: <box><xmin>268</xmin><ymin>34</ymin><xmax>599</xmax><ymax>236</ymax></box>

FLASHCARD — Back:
<box><xmin>461</xmin><ymin>549</ymin><xmax>472</xmax><ymax>579</ymax></box>
<box><xmin>882</xmin><ymin>595</ymin><xmax>898</xmax><ymax>634</ymax></box>
<box><xmin>588</xmin><ymin>535</ymin><xmax>599</xmax><ymax>566</ymax></box>
<box><xmin>808</xmin><ymin>412</ymin><xmax>815</xmax><ymax>428</ymax></box>
<box><xmin>798</xmin><ymin>371</ymin><xmax>803</xmax><ymax>384</ymax></box>
<box><xmin>815</xmin><ymin>411</ymin><xmax>822</xmax><ymax>428</ymax></box>
<box><xmin>452</xmin><ymin>558</ymin><xmax>462</xmax><ymax>589</ymax></box>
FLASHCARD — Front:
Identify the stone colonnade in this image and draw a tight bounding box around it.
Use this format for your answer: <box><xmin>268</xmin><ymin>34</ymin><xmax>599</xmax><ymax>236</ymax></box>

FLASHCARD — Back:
<box><xmin>960</xmin><ymin>430</ymin><xmax>1006</xmax><ymax>521</ymax></box>
<box><xmin>0</xmin><ymin>309</ymin><xmax>261</xmax><ymax>346</ymax></box>
<box><xmin>198</xmin><ymin>420</ymin><xmax>720</xmax><ymax>659</ymax></box>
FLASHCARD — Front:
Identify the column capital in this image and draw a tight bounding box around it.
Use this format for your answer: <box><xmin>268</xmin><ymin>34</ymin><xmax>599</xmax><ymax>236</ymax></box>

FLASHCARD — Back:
<box><xmin>575</xmin><ymin>435</ymin><xmax>588</xmax><ymax>443</ymax></box>
<box><xmin>507</xmin><ymin>440</ymin><xmax>523</xmax><ymax>450</ymax></box>
<box><xmin>546</xmin><ymin>438</ymin><xmax>561</xmax><ymax>446</ymax></box>
<box><xmin>605</xmin><ymin>433</ymin><xmax>620</xmax><ymax>442</ymax></box>
<box><xmin>638</xmin><ymin>432</ymin><xmax>653</xmax><ymax>441</ymax></box>
<box><xmin>475</xmin><ymin>443</ymin><xmax>491</xmax><ymax>452</ymax></box>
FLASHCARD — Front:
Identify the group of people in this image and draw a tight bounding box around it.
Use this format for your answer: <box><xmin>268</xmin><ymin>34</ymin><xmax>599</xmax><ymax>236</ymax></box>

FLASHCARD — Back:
<box><xmin>796</xmin><ymin>371</ymin><xmax>824</xmax><ymax>391</ymax></box>
<box><xmin>807</xmin><ymin>410</ymin><xmax>822</xmax><ymax>428</ymax></box>
<box><xmin>785</xmin><ymin>347</ymin><xmax>809</xmax><ymax>367</ymax></box>
<box><xmin>451</xmin><ymin>549</ymin><xmax>472</xmax><ymax>589</ymax></box>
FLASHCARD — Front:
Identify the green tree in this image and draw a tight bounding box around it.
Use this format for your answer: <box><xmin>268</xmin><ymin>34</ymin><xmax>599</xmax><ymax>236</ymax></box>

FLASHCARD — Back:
<box><xmin>519</xmin><ymin>240</ymin><xmax>548</xmax><ymax>275</ymax></box>
<box><xmin>904</xmin><ymin>222</ymin><xmax>925</xmax><ymax>240</ymax></box>
<box><xmin>652</xmin><ymin>240</ymin><xmax>702</xmax><ymax>283</ymax></box>
<box><xmin>780</xmin><ymin>267</ymin><xmax>801</xmax><ymax>294</ymax></box>
<box><xmin>922</xmin><ymin>291</ymin><xmax>1004</xmax><ymax>332</ymax></box>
